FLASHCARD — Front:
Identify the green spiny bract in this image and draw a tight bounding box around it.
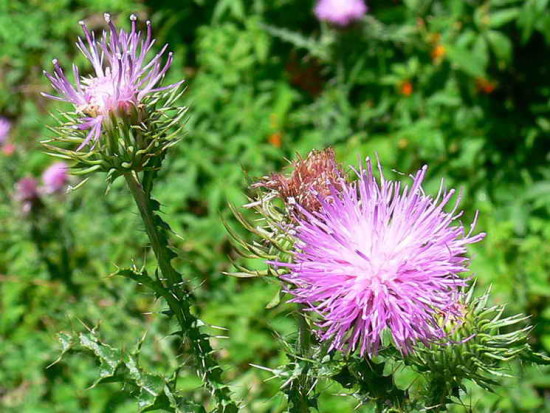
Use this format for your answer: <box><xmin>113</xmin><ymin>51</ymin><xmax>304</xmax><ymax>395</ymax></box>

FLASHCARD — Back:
<box><xmin>226</xmin><ymin>148</ymin><xmax>344</xmax><ymax>278</ymax></box>
<box><xmin>407</xmin><ymin>286</ymin><xmax>536</xmax><ymax>409</ymax></box>
<box><xmin>43</xmin><ymin>87</ymin><xmax>187</xmax><ymax>183</ymax></box>
<box><xmin>225</xmin><ymin>191</ymin><xmax>296</xmax><ymax>278</ymax></box>
<box><xmin>55</xmin><ymin>328</ymin><xmax>207</xmax><ymax>413</ymax></box>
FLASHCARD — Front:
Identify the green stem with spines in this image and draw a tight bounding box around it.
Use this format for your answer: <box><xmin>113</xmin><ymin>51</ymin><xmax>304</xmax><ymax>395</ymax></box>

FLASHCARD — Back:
<box><xmin>287</xmin><ymin>306</ymin><xmax>315</xmax><ymax>413</ymax></box>
<box><xmin>124</xmin><ymin>171</ymin><xmax>237</xmax><ymax>412</ymax></box>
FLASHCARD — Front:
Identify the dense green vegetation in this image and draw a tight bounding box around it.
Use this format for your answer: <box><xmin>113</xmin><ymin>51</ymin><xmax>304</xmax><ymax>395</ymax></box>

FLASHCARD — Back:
<box><xmin>0</xmin><ymin>0</ymin><xmax>548</xmax><ymax>411</ymax></box>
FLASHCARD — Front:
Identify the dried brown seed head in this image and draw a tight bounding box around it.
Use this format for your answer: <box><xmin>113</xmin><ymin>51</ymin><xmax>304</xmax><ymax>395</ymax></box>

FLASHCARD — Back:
<box><xmin>256</xmin><ymin>148</ymin><xmax>345</xmax><ymax>214</ymax></box>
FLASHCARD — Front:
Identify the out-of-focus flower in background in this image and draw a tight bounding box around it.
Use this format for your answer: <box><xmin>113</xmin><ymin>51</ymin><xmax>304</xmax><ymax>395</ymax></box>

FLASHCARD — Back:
<box><xmin>476</xmin><ymin>78</ymin><xmax>497</xmax><ymax>94</ymax></box>
<box><xmin>268</xmin><ymin>132</ymin><xmax>282</xmax><ymax>148</ymax></box>
<box><xmin>2</xmin><ymin>143</ymin><xmax>16</xmax><ymax>156</ymax></box>
<box><xmin>15</xmin><ymin>177</ymin><xmax>41</xmax><ymax>214</ymax></box>
<box><xmin>0</xmin><ymin>117</ymin><xmax>11</xmax><ymax>146</ymax></box>
<box><xmin>314</xmin><ymin>0</ymin><xmax>367</xmax><ymax>27</ymax></box>
<box><xmin>399</xmin><ymin>80</ymin><xmax>414</xmax><ymax>96</ymax></box>
<box><xmin>431</xmin><ymin>44</ymin><xmax>446</xmax><ymax>62</ymax></box>
<box><xmin>42</xmin><ymin>162</ymin><xmax>69</xmax><ymax>194</ymax></box>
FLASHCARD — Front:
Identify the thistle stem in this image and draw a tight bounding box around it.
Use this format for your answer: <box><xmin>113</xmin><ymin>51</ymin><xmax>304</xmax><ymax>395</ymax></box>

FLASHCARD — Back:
<box><xmin>124</xmin><ymin>171</ymin><xmax>181</xmax><ymax>290</ymax></box>
<box><xmin>124</xmin><ymin>171</ymin><xmax>237</xmax><ymax>412</ymax></box>
<box><xmin>296</xmin><ymin>307</ymin><xmax>311</xmax><ymax>357</ymax></box>
<box><xmin>288</xmin><ymin>306</ymin><xmax>314</xmax><ymax>413</ymax></box>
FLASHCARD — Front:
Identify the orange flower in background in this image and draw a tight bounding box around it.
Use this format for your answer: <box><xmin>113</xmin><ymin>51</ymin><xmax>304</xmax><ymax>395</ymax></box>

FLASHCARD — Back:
<box><xmin>476</xmin><ymin>78</ymin><xmax>496</xmax><ymax>94</ymax></box>
<box><xmin>399</xmin><ymin>81</ymin><xmax>413</xmax><ymax>96</ymax></box>
<box><xmin>268</xmin><ymin>132</ymin><xmax>282</xmax><ymax>148</ymax></box>
<box><xmin>432</xmin><ymin>44</ymin><xmax>446</xmax><ymax>60</ymax></box>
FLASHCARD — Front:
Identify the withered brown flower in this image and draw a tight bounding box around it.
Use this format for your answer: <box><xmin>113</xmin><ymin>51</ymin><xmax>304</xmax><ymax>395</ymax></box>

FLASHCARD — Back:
<box><xmin>255</xmin><ymin>148</ymin><xmax>345</xmax><ymax>214</ymax></box>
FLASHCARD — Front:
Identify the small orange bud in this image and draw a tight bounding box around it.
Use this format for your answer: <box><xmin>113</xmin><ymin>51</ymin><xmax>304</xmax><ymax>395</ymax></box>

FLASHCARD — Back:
<box><xmin>268</xmin><ymin>132</ymin><xmax>282</xmax><ymax>148</ymax></box>
<box><xmin>399</xmin><ymin>81</ymin><xmax>413</xmax><ymax>97</ymax></box>
<box><xmin>475</xmin><ymin>78</ymin><xmax>496</xmax><ymax>94</ymax></box>
<box><xmin>432</xmin><ymin>44</ymin><xmax>446</xmax><ymax>60</ymax></box>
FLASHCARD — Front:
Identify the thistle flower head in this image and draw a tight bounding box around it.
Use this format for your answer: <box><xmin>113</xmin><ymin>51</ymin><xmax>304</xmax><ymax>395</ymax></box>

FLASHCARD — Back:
<box><xmin>43</xmin><ymin>13</ymin><xmax>181</xmax><ymax>149</ymax></box>
<box><xmin>274</xmin><ymin>159</ymin><xmax>485</xmax><ymax>356</ymax></box>
<box><xmin>0</xmin><ymin>117</ymin><xmax>11</xmax><ymax>145</ymax></box>
<box><xmin>257</xmin><ymin>148</ymin><xmax>345</xmax><ymax>215</ymax></box>
<box><xmin>314</xmin><ymin>0</ymin><xmax>368</xmax><ymax>26</ymax></box>
<box><xmin>42</xmin><ymin>162</ymin><xmax>69</xmax><ymax>193</ymax></box>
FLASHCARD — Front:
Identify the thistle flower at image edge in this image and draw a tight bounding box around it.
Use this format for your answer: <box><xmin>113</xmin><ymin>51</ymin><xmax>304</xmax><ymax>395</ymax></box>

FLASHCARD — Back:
<box><xmin>0</xmin><ymin>116</ymin><xmax>11</xmax><ymax>145</ymax></box>
<box><xmin>314</xmin><ymin>0</ymin><xmax>368</xmax><ymax>26</ymax></box>
<box><xmin>273</xmin><ymin>159</ymin><xmax>485</xmax><ymax>356</ymax></box>
<box><xmin>42</xmin><ymin>13</ymin><xmax>185</xmax><ymax>174</ymax></box>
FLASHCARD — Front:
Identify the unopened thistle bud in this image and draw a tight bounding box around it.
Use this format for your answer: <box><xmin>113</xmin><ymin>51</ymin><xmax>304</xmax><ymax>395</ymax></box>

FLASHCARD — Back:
<box><xmin>42</xmin><ymin>14</ymin><xmax>186</xmax><ymax>176</ymax></box>
<box><xmin>409</xmin><ymin>286</ymin><xmax>534</xmax><ymax>405</ymax></box>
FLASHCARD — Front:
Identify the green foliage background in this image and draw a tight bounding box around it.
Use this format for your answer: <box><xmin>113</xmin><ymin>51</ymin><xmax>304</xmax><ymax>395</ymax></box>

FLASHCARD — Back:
<box><xmin>0</xmin><ymin>0</ymin><xmax>548</xmax><ymax>411</ymax></box>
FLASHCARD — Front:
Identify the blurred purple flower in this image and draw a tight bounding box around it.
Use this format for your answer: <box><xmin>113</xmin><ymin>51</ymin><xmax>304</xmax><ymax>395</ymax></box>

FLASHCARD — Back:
<box><xmin>0</xmin><ymin>117</ymin><xmax>11</xmax><ymax>145</ymax></box>
<box><xmin>273</xmin><ymin>159</ymin><xmax>485</xmax><ymax>356</ymax></box>
<box><xmin>2</xmin><ymin>143</ymin><xmax>15</xmax><ymax>156</ymax></box>
<box><xmin>42</xmin><ymin>162</ymin><xmax>69</xmax><ymax>194</ymax></box>
<box><xmin>43</xmin><ymin>14</ymin><xmax>182</xmax><ymax>148</ymax></box>
<box><xmin>314</xmin><ymin>0</ymin><xmax>367</xmax><ymax>26</ymax></box>
<box><xmin>15</xmin><ymin>177</ymin><xmax>40</xmax><ymax>214</ymax></box>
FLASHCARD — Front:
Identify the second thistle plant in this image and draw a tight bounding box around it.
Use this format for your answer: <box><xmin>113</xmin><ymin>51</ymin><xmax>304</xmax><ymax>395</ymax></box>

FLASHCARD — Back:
<box><xmin>229</xmin><ymin>148</ymin><xmax>541</xmax><ymax>411</ymax></box>
<box><xmin>43</xmin><ymin>13</ymin><xmax>237</xmax><ymax>411</ymax></box>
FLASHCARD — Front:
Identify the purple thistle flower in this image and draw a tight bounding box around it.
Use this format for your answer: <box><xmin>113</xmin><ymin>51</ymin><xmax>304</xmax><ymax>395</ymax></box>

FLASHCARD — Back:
<box><xmin>0</xmin><ymin>117</ymin><xmax>11</xmax><ymax>145</ymax></box>
<box><xmin>273</xmin><ymin>159</ymin><xmax>485</xmax><ymax>356</ymax></box>
<box><xmin>314</xmin><ymin>0</ymin><xmax>368</xmax><ymax>26</ymax></box>
<box><xmin>43</xmin><ymin>13</ymin><xmax>182</xmax><ymax>148</ymax></box>
<box><xmin>15</xmin><ymin>177</ymin><xmax>40</xmax><ymax>214</ymax></box>
<box><xmin>42</xmin><ymin>162</ymin><xmax>69</xmax><ymax>194</ymax></box>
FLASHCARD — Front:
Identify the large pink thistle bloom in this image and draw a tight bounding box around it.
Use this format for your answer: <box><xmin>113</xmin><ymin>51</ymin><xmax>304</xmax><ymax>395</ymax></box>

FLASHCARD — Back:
<box><xmin>43</xmin><ymin>14</ymin><xmax>182</xmax><ymax>148</ymax></box>
<box><xmin>274</xmin><ymin>160</ymin><xmax>485</xmax><ymax>356</ymax></box>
